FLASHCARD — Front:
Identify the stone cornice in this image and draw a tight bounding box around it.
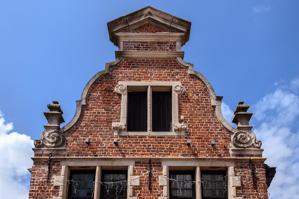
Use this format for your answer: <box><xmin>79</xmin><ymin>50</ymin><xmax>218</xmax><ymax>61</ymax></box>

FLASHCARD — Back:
<box><xmin>116</xmin><ymin>32</ymin><xmax>185</xmax><ymax>43</ymax></box>
<box><xmin>32</xmin><ymin>156</ymin><xmax>267</xmax><ymax>161</ymax></box>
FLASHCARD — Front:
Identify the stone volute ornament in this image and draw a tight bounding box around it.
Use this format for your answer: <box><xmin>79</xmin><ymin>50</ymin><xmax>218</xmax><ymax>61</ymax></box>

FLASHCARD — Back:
<box><xmin>114</xmin><ymin>83</ymin><xmax>127</xmax><ymax>95</ymax></box>
<box><xmin>173</xmin><ymin>84</ymin><xmax>186</xmax><ymax>95</ymax></box>
<box><xmin>35</xmin><ymin>101</ymin><xmax>65</xmax><ymax>148</ymax></box>
<box><xmin>232</xmin><ymin>101</ymin><xmax>261</xmax><ymax>148</ymax></box>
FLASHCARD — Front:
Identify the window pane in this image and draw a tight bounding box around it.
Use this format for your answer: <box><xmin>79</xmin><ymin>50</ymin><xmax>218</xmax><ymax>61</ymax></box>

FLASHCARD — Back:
<box><xmin>100</xmin><ymin>170</ymin><xmax>127</xmax><ymax>199</ymax></box>
<box><xmin>152</xmin><ymin>91</ymin><xmax>172</xmax><ymax>131</ymax></box>
<box><xmin>201</xmin><ymin>171</ymin><xmax>227</xmax><ymax>199</ymax></box>
<box><xmin>68</xmin><ymin>170</ymin><xmax>95</xmax><ymax>199</ymax></box>
<box><xmin>169</xmin><ymin>171</ymin><xmax>195</xmax><ymax>199</ymax></box>
<box><xmin>127</xmin><ymin>92</ymin><xmax>147</xmax><ymax>131</ymax></box>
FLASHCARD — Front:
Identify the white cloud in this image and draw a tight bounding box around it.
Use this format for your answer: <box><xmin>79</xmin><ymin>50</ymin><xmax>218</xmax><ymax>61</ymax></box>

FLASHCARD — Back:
<box><xmin>253</xmin><ymin>5</ymin><xmax>271</xmax><ymax>13</ymax></box>
<box><xmin>221</xmin><ymin>102</ymin><xmax>234</xmax><ymax>124</ymax></box>
<box><xmin>253</xmin><ymin>79</ymin><xmax>299</xmax><ymax>199</ymax></box>
<box><xmin>223</xmin><ymin>78</ymin><xmax>299</xmax><ymax>199</ymax></box>
<box><xmin>0</xmin><ymin>111</ymin><xmax>34</xmax><ymax>199</ymax></box>
<box><xmin>290</xmin><ymin>78</ymin><xmax>299</xmax><ymax>92</ymax></box>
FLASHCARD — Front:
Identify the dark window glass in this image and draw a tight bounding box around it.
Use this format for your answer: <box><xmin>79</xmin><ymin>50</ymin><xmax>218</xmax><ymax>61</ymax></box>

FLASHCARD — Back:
<box><xmin>127</xmin><ymin>92</ymin><xmax>147</xmax><ymax>131</ymax></box>
<box><xmin>152</xmin><ymin>91</ymin><xmax>172</xmax><ymax>131</ymax></box>
<box><xmin>169</xmin><ymin>170</ymin><xmax>195</xmax><ymax>199</ymax></box>
<box><xmin>201</xmin><ymin>171</ymin><xmax>228</xmax><ymax>199</ymax></box>
<box><xmin>68</xmin><ymin>170</ymin><xmax>95</xmax><ymax>199</ymax></box>
<box><xmin>100</xmin><ymin>170</ymin><xmax>127</xmax><ymax>199</ymax></box>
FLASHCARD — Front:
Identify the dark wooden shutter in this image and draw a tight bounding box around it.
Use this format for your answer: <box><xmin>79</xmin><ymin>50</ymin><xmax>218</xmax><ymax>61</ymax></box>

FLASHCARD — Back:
<box><xmin>152</xmin><ymin>92</ymin><xmax>172</xmax><ymax>131</ymax></box>
<box><xmin>68</xmin><ymin>170</ymin><xmax>95</xmax><ymax>199</ymax></box>
<box><xmin>169</xmin><ymin>170</ymin><xmax>195</xmax><ymax>199</ymax></box>
<box><xmin>201</xmin><ymin>171</ymin><xmax>228</xmax><ymax>199</ymax></box>
<box><xmin>127</xmin><ymin>92</ymin><xmax>147</xmax><ymax>131</ymax></box>
<box><xmin>100</xmin><ymin>170</ymin><xmax>127</xmax><ymax>199</ymax></box>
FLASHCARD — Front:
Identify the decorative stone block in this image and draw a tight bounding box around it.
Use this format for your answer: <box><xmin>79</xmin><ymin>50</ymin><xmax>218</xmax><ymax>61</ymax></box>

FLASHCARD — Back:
<box><xmin>53</xmin><ymin>176</ymin><xmax>64</xmax><ymax>186</ymax></box>
<box><xmin>159</xmin><ymin>175</ymin><xmax>167</xmax><ymax>186</ymax></box>
<box><xmin>130</xmin><ymin>176</ymin><xmax>140</xmax><ymax>186</ymax></box>
<box><xmin>231</xmin><ymin>176</ymin><xmax>241</xmax><ymax>187</ymax></box>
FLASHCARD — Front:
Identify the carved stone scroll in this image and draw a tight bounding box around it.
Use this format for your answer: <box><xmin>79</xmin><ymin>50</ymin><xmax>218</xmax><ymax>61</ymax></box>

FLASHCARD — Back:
<box><xmin>114</xmin><ymin>83</ymin><xmax>127</xmax><ymax>95</ymax></box>
<box><xmin>232</xmin><ymin>131</ymin><xmax>261</xmax><ymax>148</ymax></box>
<box><xmin>231</xmin><ymin>101</ymin><xmax>262</xmax><ymax>149</ymax></box>
<box><xmin>36</xmin><ymin>101</ymin><xmax>65</xmax><ymax>148</ymax></box>
<box><xmin>41</xmin><ymin>129</ymin><xmax>65</xmax><ymax>148</ymax></box>
<box><xmin>173</xmin><ymin>84</ymin><xmax>185</xmax><ymax>95</ymax></box>
<box><xmin>173</xmin><ymin>122</ymin><xmax>188</xmax><ymax>133</ymax></box>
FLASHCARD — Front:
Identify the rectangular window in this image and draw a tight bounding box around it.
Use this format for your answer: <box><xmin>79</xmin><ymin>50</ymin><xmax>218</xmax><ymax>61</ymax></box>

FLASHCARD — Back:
<box><xmin>201</xmin><ymin>170</ymin><xmax>228</xmax><ymax>199</ymax></box>
<box><xmin>127</xmin><ymin>91</ymin><xmax>147</xmax><ymax>131</ymax></box>
<box><xmin>152</xmin><ymin>91</ymin><xmax>172</xmax><ymax>131</ymax></box>
<box><xmin>100</xmin><ymin>170</ymin><xmax>127</xmax><ymax>199</ymax></box>
<box><xmin>169</xmin><ymin>170</ymin><xmax>195</xmax><ymax>199</ymax></box>
<box><xmin>68</xmin><ymin>170</ymin><xmax>95</xmax><ymax>199</ymax></box>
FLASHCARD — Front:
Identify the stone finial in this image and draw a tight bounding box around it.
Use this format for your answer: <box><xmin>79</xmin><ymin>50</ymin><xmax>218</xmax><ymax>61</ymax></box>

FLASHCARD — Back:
<box><xmin>44</xmin><ymin>101</ymin><xmax>65</xmax><ymax>129</ymax></box>
<box><xmin>38</xmin><ymin>101</ymin><xmax>65</xmax><ymax>148</ymax></box>
<box><xmin>232</xmin><ymin>101</ymin><xmax>252</xmax><ymax>128</ymax></box>
<box><xmin>231</xmin><ymin>101</ymin><xmax>261</xmax><ymax>149</ymax></box>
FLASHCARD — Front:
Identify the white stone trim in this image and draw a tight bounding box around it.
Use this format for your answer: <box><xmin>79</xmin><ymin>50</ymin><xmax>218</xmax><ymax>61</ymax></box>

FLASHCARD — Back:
<box><xmin>195</xmin><ymin>166</ymin><xmax>202</xmax><ymax>199</ymax></box>
<box><xmin>147</xmin><ymin>86</ymin><xmax>152</xmax><ymax>132</ymax></box>
<box><xmin>116</xmin><ymin>32</ymin><xmax>185</xmax><ymax>42</ymax></box>
<box><xmin>161</xmin><ymin>160</ymin><xmax>240</xmax><ymax>199</ymax></box>
<box><xmin>94</xmin><ymin>166</ymin><xmax>101</xmax><ymax>199</ymax></box>
<box><xmin>127</xmin><ymin>165</ymin><xmax>134</xmax><ymax>197</ymax></box>
<box><xmin>114</xmin><ymin>81</ymin><xmax>187</xmax><ymax>136</ymax></box>
<box><xmin>53</xmin><ymin>165</ymin><xmax>69</xmax><ymax>199</ymax></box>
<box><xmin>111</xmin><ymin>15</ymin><xmax>187</xmax><ymax>35</ymax></box>
<box><xmin>60</xmin><ymin>160</ymin><xmax>139</xmax><ymax>199</ymax></box>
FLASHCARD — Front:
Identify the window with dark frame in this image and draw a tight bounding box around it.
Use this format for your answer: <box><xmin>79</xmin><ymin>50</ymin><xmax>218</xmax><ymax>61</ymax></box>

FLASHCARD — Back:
<box><xmin>169</xmin><ymin>170</ymin><xmax>195</xmax><ymax>199</ymax></box>
<box><xmin>126</xmin><ymin>86</ymin><xmax>172</xmax><ymax>132</ymax></box>
<box><xmin>68</xmin><ymin>170</ymin><xmax>95</xmax><ymax>199</ymax></box>
<box><xmin>100</xmin><ymin>170</ymin><xmax>127</xmax><ymax>199</ymax></box>
<box><xmin>201</xmin><ymin>170</ymin><xmax>228</xmax><ymax>199</ymax></box>
<box><xmin>127</xmin><ymin>91</ymin><xmax>147</xmax><ymax>131</ymax></box>
<box><xmin>152</xmin><ymin>91</ymin><xmax>172</xmax><ymax>132</ymax></box>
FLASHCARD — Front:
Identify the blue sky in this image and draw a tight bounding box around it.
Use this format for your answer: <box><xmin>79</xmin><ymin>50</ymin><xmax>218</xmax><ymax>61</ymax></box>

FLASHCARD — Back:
<box><xmin>0</xmin><ymin>0</ymin><xmax>298</xmax><ymax>198</ymax></box>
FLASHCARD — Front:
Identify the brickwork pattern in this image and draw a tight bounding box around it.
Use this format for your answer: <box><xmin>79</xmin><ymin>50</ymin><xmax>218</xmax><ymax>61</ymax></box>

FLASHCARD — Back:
<box><xmin>123</xmin><ymin>41</ymin><xmax>176</xmax><ymax>51</ymax></box>
<box><xmin>63</xmin><ymin>57</ymin><xmax>231</xmax><ymax>158</ymax></box>
<box><xmin>29</xmin><ymin>8</ymin><xmax>270</xmax><ymax>198</ymax></box>
<box><xmin>29</xmin><ymin>161</ymin><xmax>61</xmax><ymax>199</ymax></box>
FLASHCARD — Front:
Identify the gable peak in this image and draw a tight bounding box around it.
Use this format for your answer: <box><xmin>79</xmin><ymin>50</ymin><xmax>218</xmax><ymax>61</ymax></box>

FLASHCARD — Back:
<box><xmin>107</xmin><ymin>6</ymin><xmax>191</xmax><ymax>47</ymax></box>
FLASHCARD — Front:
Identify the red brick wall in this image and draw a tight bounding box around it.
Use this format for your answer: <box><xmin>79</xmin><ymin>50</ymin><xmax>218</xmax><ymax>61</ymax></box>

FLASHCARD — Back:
<box><xmin>29</xmin><ymin>160</ymin><xmax>61</xmax><ymax>199</ymax></box>
<box><xmin>123</xmin><ymin>41</ymin><xmax>176</xmax><ymax>51</ymax></box>
<box><xmin>235</xmin><ymin>160</ymin><xmax>268</xmax><ymax>199</ymax></box>
<box><xmin>29</xmin><ymin>52</ymin><xmax>269</xmax><ymax>199</ymax></box>
<box><xmin>29</xmin><ymin>56</ymin><xmax>269</xmax><ymax>198</ymax></box>
<box><xmin>64</xmin><ymin>57</ymin><xmax>231</xmax><ymax>158</ymax></box>
<box><xmin>134</xmin><ymin>160</ymin><xmax>163</xmax><ymax>198</ymax></box>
